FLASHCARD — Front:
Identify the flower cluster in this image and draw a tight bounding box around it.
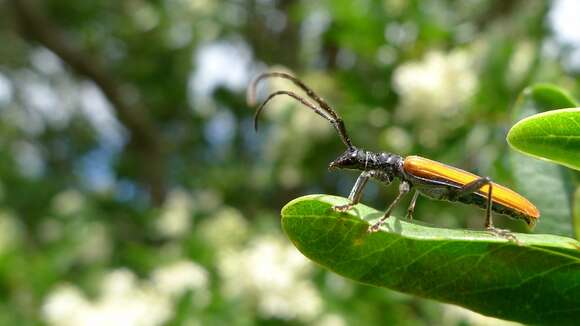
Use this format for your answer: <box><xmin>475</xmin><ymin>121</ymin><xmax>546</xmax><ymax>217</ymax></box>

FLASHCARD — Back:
<box><xmin>155</xmin><ymin>189</ymin><xmax>194</xmax><ymax>239</ymax></box>
<box><xmin>42</xmin><ymin>261</ymin><xmax>209</xmax><ymax>326</ymax></box>
<box><xmin>393</xmin><ymin>50</ymin><xmax>477</xmax><ymax>120</ymax></box>
<box><xmin>392</xmin><ymin>49</ymin><xmax>478</xmax><ymax>147</ymax></box>
<box><xmin>217</xmin><ymin>234</ymin><xmax>323</xmax><ymax>321</ymax></box>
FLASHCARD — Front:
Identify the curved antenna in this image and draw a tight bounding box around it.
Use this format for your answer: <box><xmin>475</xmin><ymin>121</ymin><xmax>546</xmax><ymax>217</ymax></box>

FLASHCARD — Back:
<box><xmin>248</xmin><ymin>72</ymin><xmax>353</xmax><ymax>149</ymax></box>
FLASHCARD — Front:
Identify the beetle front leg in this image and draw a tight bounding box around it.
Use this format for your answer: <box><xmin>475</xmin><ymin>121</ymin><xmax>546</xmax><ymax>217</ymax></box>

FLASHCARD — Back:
<box><xmin>451</xmin><ymin>177</ymin><xmax>517</xmax><ymax>242</ymax></box>
<box><xmin>333</xmin><ymin>171</ymin><xmax>371</xmax><ymax>212</ymax></box>
<box><xmin>368</xmin><ymin>181</ymin><xmax>410</xmax><ymax>232</ymax></box>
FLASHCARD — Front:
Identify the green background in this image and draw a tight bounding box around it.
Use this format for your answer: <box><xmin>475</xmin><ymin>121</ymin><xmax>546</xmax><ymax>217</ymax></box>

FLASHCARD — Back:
<box><xmin>0</xmin><ymin>0</ymin><xmax>579</xmax><ymax>325</ymax></box>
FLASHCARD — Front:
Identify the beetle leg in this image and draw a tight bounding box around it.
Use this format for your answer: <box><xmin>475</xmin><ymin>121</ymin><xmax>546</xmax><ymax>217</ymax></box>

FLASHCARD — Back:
<box><xmin>405</xmin><ymin>191</ymin><xmax>419</xmax><ymax>221</ymax></box>
<box><xmin>333</xmin><ymin>171</ymin><xmax>371</xmax><ymax>212</ymax></box>
<box><xmin>451</xmin><ymin>177</ymin><xmax>517</xmax><ymax>242</ymax></box>
<box><xmin>368</xmin><ymin>181</ymin><xmax>410</xmax><ymax>233</ymax></box>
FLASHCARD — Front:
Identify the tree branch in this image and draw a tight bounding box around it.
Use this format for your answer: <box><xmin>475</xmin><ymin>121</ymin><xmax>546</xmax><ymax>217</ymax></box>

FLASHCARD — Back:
<box><xmin>11</xmin><ymin>0</ymin><xmax>167</xmax><ymax>203</ymax></box>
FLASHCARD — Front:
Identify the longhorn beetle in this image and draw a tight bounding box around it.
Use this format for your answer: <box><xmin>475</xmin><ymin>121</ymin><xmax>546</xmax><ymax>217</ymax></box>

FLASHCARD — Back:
<box><xmin>248</xmin><ymin>72</ymin><xmax>539</xmax><ymax>239</ymax></box>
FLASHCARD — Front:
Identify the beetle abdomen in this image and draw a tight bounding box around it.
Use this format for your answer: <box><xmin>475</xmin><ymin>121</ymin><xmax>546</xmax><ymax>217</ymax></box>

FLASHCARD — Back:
<box><xmin>403</xmin><ymin>155</ymin><xmax>540</xmax><ymax>225</ymax></box>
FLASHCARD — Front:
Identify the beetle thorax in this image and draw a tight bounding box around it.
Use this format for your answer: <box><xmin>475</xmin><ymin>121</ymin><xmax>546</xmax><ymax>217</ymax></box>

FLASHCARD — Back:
<box><xmin>329</xmin><ymin>148</ymin><xmax>402</xmax><ymax>182</ymax></box>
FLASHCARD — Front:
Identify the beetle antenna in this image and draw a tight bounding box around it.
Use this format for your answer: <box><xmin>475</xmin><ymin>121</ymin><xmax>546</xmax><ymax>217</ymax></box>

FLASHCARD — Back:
<box><xmin>248</xmin><ymin>72</ymin><xmax>353</xmax><ymax>149</ymax></box>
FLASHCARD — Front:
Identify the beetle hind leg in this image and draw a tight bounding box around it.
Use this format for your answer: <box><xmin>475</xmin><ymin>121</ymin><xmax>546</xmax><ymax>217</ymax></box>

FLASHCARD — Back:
<box><xmin>451</xmin><ymin>177</ymin><xmax>518</xmax><ymax>242</ymax></box>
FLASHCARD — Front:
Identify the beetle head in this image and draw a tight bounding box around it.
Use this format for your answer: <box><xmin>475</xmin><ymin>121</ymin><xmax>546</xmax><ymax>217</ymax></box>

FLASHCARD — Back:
<box><xmin>329</xmin><ymin>148</ymin><xmax>364</xmax><ymax>171</ymax></box>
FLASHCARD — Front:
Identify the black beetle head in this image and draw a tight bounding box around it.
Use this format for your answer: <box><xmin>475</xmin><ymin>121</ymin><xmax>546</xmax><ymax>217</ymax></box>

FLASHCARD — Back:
<box><xmin>329</xmin><ymin>148</ymin><xmax>364</xmax><ymax>171</ymax></box>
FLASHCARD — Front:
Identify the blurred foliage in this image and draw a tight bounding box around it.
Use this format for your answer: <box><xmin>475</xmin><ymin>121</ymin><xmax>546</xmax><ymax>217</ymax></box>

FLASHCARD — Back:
<box><xmin>0</xmin><ymin>0</ymin><xmax>579</xmax><ymax>325</ymax></box>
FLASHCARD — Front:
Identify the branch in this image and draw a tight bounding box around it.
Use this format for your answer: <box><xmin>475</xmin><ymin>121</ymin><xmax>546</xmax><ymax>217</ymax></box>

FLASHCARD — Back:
<box><xmin>11</xmin><ymin>0</ymin><xmax>167</xmax><ymax>203</ymax></box>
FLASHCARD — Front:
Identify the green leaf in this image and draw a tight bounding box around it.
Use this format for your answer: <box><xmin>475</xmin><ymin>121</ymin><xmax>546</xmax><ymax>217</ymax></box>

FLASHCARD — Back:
<box><xmin>517</xmin><ymin>84</ymin><xmax>578</xmax><ymax>110</ymax></box>
<box><xmin>509</xmin><ymin>84</ymin><xmax>577</xmax><ymax>237</ymax></box>
<box><xmin>575</xmin><ymin>187</ymin><xmax>580</xmax><ymax>240</ymax></box>
<box><xmin>507</xmin><ymin>108</ymin><xmax>580</xmax><ymax>171</ymax></box>
<box><xmin>282</xmin><ymin>195</ymin><xmax>580</xmax><ymax>325</ymax></box>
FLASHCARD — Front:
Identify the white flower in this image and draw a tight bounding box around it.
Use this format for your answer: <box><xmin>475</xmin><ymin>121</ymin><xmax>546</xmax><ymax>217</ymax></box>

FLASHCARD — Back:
<box><xmin>93</xmin><ymin>279</ymin><xmax>171</xmax><ymax>326</ymax></box>
<box><xmin>317</xmin><ymin>313</ymin><xmax>347</xmax><ymax>326</ymax></box>
<box><xmin>100</xmin><ymin>269</ymin><xmax>138</xmax><ymax>297</ymax></box>
<box><xmin>199</xmin><ymin>206</ymin><xmax>248</xmax><ymax>249</ymax></box>
<box><xmin>507</xmin><ymin>41</ymin><xmax>535</xmax><ymax>86</ymax></box>
<box><xmin>38</xmin><ymin>219</ymin><xmax>63</xmax><ymax>243</ymax></box>
<box><xmin>279</xmin><ymin>165</ymin><xmax>302</xmax><ymax>189</ymax></box>
<box><xmin>76</xmin><ymin>222</ymin><xmax>111</xmax><ymax>263</ymax></box>
<box><xmin>42</xmin><ymin>284</ymin><xmax>89</xmax><ymax>325</ymax></box>
<box><xmin>324</xmin><ymin>273</ymin><xmax>354</xmax><ymax>299</ymax></box>
<box><xmin>0</xmin><ymin>210</ymin><xmax>23</xmax><ymax>255</ymax></box>
<box><xmin>151</xmin><ymin>260</ymin><xmax>209</xmax><ymax>299</ymax></box>
<box><xmin>90</xmin><ymin>269</ymin><xmax>172</xmax><ymax>326</ymax></box>
<box><xmin>193</xmin><ymin>188</ymin><xmax>222</xmax><ymax>213</ymax></box>
<box><xmin>393</xmin><ymin>49</ymin><xmax>477</xmax><ymax>121</ymax></box>
<box><xmin>42</xmin><ymin>269</ymin><xmax>173</xmax><ymax>326</ymax></box>
<box><xmin>42</xmin><ymin>262</ymin><xmax>211</xmax><ymax>326</ymax></box>
<box><xmin>392</xmin><ymin>49</ymin><xmax>478</xmax><ymax>147</ymax></box>
<box><xmin>380</xmin><ymin>126</ymin><xmax>412</xmax><ymax>154</ymax></box>
<box><xmin>52</xmin><ymin>189</ymin><xmax>85</xmax><ymax>215</ymax></box>
<box><xmin>155</xmin><ymin>189</ymin><xmax>194</xmax><ymax>238</ymax></box>
<box><xmin>218</xmin><ymin>235</ymin><xmax>323</xmax><ymax>321</ymax></box>
<box><xmin>185</xmin><ymin>0</ymin><xmax>216</xmax><ymax>15</ymax></box>
<box><xmin>259</xmin><ymin>280</ymin><xmax>322</xmax><ymax>321</ymax></box>
<box><xmin>131</xmin><ymin>3</ymin><xmax>159</xmax><ymax>32</ymax></box>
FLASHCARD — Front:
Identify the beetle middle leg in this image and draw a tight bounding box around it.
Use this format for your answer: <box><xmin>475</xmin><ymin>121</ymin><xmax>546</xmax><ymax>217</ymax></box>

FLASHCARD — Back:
<box><xmin>368</xmin><ymin>181</ymin><xmax>411</xmax><ymax>233</ymax></box>
<box><xmin>450</xmin><ymin>177</ymin><xmax>517</xmax><ymax>241</ymax></box>
<box><xmin>406</xmin><ymin>191</ymin><xmax>420</xmax><ymax>220</ymax></box>
<box><xmin>333</xmin><ymin>171</ymin><xmax>371</xmax><ymax>212</ymax></box>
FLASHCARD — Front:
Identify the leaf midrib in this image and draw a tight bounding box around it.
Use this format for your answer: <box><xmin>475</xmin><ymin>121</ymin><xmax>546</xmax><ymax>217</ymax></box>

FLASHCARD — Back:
<box><xmin>283</xmin><ymin>213</ymin><xmax>580</xmax><ymax>261</ymax></box>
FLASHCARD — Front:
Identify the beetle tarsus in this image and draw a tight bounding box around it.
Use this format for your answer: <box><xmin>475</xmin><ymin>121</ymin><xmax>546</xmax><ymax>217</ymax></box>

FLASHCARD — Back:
<box><xmin>333</xmin><ymin>204</ymin><xmax>353</xmax><ymax>212</ymax></box>
<box><xmin>486</xmin><ymin>226</ymin><xmax>519</xmax><ymax>243</ymax></box>
<box><xmin>368</xmin><ymin>221</ymin><xmax>384</xmax><ymax>233</ymax></box>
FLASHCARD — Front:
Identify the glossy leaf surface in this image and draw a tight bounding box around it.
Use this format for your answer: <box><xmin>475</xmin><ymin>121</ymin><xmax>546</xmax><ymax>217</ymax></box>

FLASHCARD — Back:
<box><xmin>508</xmin><ymin>108</ymin><xmax>580</xmax><ymax>171</ymax></box>
<box><xmin>282</xmin><ymin>195</ymin><xmax>580</xmax><ymax>325</ymax></box>
<box><xmin>509</xmin><ymin>84</ymin><xmax>577</xmax><ymax>237</ymax></box>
